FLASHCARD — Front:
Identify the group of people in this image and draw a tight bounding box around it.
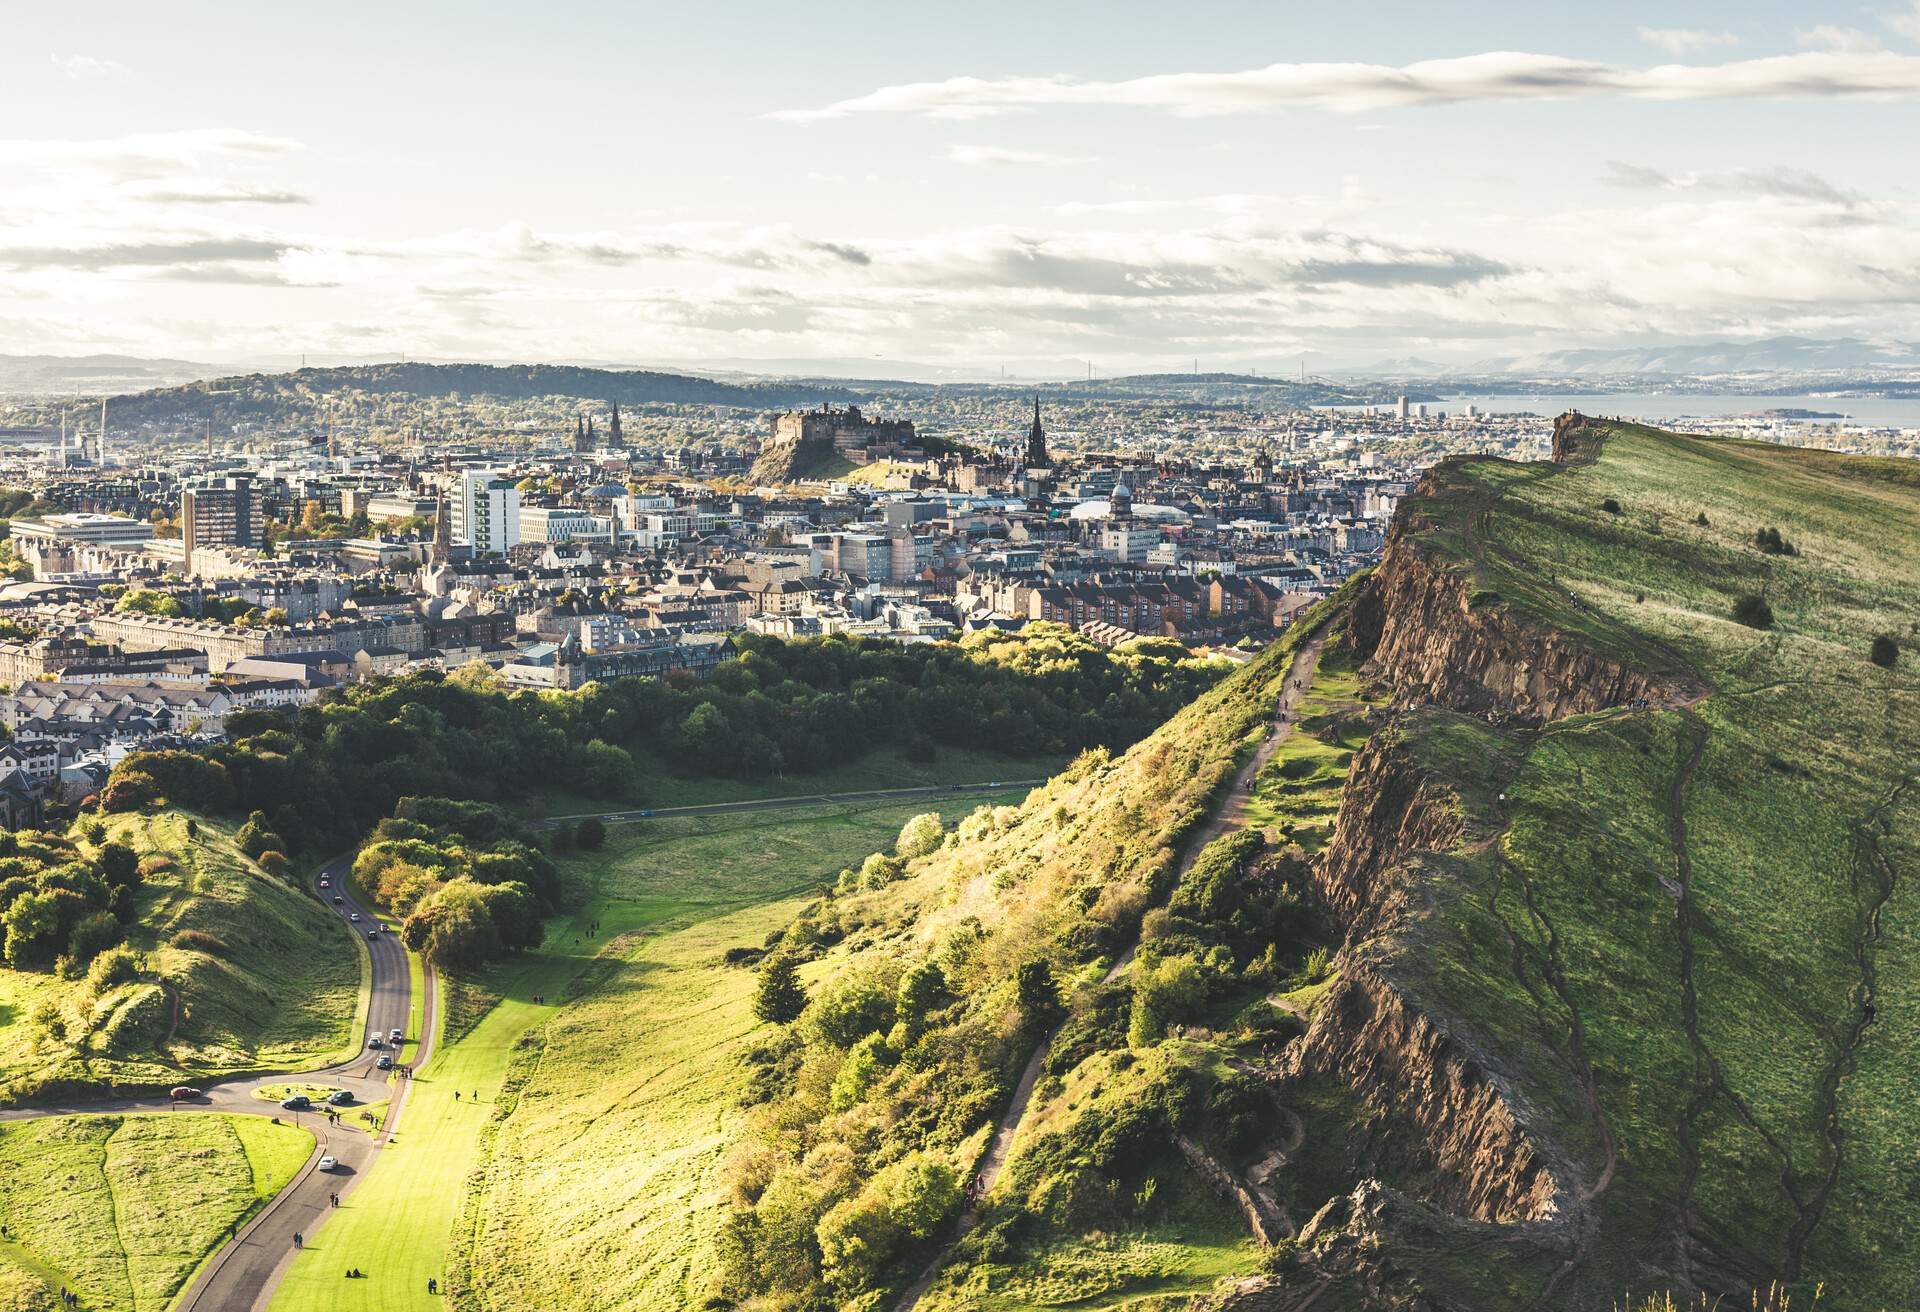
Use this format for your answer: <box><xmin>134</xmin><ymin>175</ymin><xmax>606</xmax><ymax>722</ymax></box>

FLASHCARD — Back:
<box><xmin>55</xmin><ymin>1291</ymin><xmax>79</xmax><ymax>1307</ymax></box>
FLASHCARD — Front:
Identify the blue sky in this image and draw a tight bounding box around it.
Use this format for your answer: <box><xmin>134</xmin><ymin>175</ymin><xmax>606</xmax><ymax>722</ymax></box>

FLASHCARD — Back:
<box><xmin>4</xmin><ymin>1</ymin><xmax>1919</xmax><ymax>371</ymax></box>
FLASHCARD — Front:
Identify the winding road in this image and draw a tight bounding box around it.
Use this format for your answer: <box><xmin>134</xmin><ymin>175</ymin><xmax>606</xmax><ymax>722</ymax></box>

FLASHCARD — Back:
<box><xmin>0</xmin><ymin>857</ymin><xmax>432</xmax><ymax>1312</ymax></box>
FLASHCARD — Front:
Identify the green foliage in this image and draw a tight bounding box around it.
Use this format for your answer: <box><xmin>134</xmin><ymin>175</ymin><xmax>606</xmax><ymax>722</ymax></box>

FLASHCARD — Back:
<box><xmin>1870</xmin><ymin>633</ymin><xmax>1899</xmax><ymax>668</ymax></box>
<box><xmin>1127</xmin><ymin>953</ymin><xmax>1205</xmax><ymax>1047</ymax></box>
<box><xmin>575</xmin><ymin>815</ymin><xmax>606</xmax><ymax>849</ymax></box>
<box><xmin>1732</xmin><ymin>593</ymin><xmax>1774</xmax><ymax>628</ymax></box>
<box><xmin>806</xmin><ymin>970</ymin><xmax>895</xmax><ymax>1049</ymax></box>
<box><xmin>1755</xmin><ymin>524</ymin><xmax>1797</xmax><ymax>555</ymax></box>
<box><xmin>752</xmin><ymin>952</ymin><xmax>808</xmax><ymax>1025</ymax></box>
<box><xmin>112</xmin><ymin>589</ymin><xmax>184</xmax><ymax>617</ymax></box>
<box><xmin>894</xmin><ymin>812</ymin><xmax>944</xmax><ymax>860</ymax></box>
<box><xmin>402</xmin><ymin>879</ymin><xmax>501</xmax><ymax>968</ymax></box>
<box><xmin>1017</xmin><ymin>958</ymin><xmax>1061</xmax><ymax>1027</ymax></box>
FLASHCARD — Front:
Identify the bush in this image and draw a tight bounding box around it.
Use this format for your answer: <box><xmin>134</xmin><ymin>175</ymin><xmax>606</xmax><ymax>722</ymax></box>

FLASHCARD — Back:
<box><xmin>67</xmin><ymin>910</ymin><xmax>122</xmax><ymax>962</ymax></box>
<box><xmin>806</xmin><ymin>971</ymin><xmax>895</xmax><ymax>1049</ymax></box>
<box><xmin>1870</xmin><ymin>635</ymin><xmax>1899</xmax><ymax>668</ymax></box>
<box><xmin>1599</xmin><ymin>498</ymin><xmax>1621</xmax><ymax>514</ymax></box>
<box><xmin>894</xmin><ymin>813</ymin><xmax>944</xmax><ymax>861</ymax></box>
<box><xmin>86</xmin><ymin>945</ymin><xmax>141</xmax><ymax>994</ymax></box>
<box><xmin>1755</xmin><ymin>526</ymin><xmax>1796</xmax><ymax>556</ymax></box>
<box><xmin>256</xmin><ymin>850</ymin><xmax>292</xmax><ymax>880</ymax></box>
<box><xmin>575</xmin><ymin>816</ymin><xmax>606</xmax><ymax>850</ymax></box>
<box><xmin>1017</xmin><ymin>959</ymin><xmax>1061</xmax><ymax>1028</ymax></box>
<box><xmin>1732</xmin><ymin>594</ymin><xmax>1774</xmax><ymax>629</ymax></box>
<box><xmin>1128</xmin><ymin>953</ymin><xmax>1206</xmax><ymax>1047</ymax></box>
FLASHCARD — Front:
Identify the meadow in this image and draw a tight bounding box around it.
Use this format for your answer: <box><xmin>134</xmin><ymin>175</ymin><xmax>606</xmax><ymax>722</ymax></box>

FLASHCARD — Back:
<box><xmin>266</xmin><ymin>796</ymin><xmax>956</xmax><ymax>1312</ymax></box>
<box><xmin>0</xmin><ymin>1112</ymin><xmax>311</xmax><ymax>1312</ymax></box>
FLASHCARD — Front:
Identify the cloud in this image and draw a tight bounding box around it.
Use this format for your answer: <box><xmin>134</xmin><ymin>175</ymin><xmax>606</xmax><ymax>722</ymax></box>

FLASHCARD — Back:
<box><xmin>1889</xmin><ymin>3</ymin><xmax>1920</xmax><ymax>43</ymax></box>
<box><xmin>1602</xmin><ymin>160</ymin><xmax>1856</xmax><ymax>204</ymax></box>
<box><xmin>1636</xmin><ymin>27</ymin><xmax>1739</xmax><ymax>56</ymax></box>
<box><xmin>1798</xmin><ymin>25</ymin><xmax>1883</xmax><ymax>53</ymax></box>
<box><xmin>0</xmin><ymin>130</ymin><xmax>303</xmax><ymax>181</ymax></box>
<box><xmin>768</xmin><ymin>50</ymin><xmax>1920</xmax><ymax>120</ymax></box>
<box><xmin>123</xmin><ymin>182</ymin><xmax>311</xmax><ymax>206</ymax></box>
<box><xmin>49</xmin><ymin>53</ymin><xmax>128</xmax><ymax>79</ymax></box>
<box><xmin>0</xmin><ymin>236</ymin><xmax>300</xmax><ymax>273</ymax></box>
<box><xmin>947</xmin><ymin>144</ymin><xmax>1098</xmax><ymax>166</ymax></box>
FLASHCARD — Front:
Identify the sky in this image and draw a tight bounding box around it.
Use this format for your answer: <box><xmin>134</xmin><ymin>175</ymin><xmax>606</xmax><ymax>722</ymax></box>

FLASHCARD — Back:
<box><xmin>5</xmin><ymin>1</ymin><xmax>1920</xmax><ymax>374</ymax></box>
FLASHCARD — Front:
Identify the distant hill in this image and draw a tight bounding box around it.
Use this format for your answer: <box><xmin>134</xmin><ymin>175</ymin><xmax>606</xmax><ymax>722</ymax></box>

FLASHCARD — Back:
<box><xmin>92</xmin><ymin>362</ymin><xmax>857</xmax><ymax>429</ymax></box>
<box><xmin>0</xmin><ymin>353</ymin><xmax>228</xmax><ymax>396</ymax></box>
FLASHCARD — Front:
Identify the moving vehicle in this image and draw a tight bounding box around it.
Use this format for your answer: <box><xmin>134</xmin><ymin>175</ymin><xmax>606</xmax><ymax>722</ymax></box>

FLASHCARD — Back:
<box><xmin>349</xmin><ymin>912</ymin><xmax>361</xmax><ymax>922</ymax></box>
<box><xmin>375</xmin><ymin>1055</ymin><xmax>393</xmax><ymax>1070</ymax></box>
<box><xmin>332</xmin><ymin>896</ymin><xmax>344</xmax><ymax>905</ymax></box>
<box><xmin>367</xmin><ymin>929</ymin><xmax>379</xmax><ymax>940</ymax></box>
<box><xmin>317</xmin><ymin>1155</ymin><xmax>338</xmax><ymax>1172</ymax></box>
<box><xmin>319</xmin><ymin>878</ymin><xmax>330</xmax><ymax>887</ymax></box>
<box><xmin>367</xmin><ymin>1036</ymin><xmax>384</xmax><ymax>1049</ymax></box>
<box><xmin>326</xmin><ymin>1089</ymin><xmax>354</xmax><ymax>1105</ymax></box>
<box><xmin>280</xmin><ymin>1094</ymin><xmax>311</xmax><ymax>1110</ymax></box>
<box><xmin>389</xmin><ymin>1028</ymin><xmax>403</xmax><ymax>1042</ymax></box>
<box><xmin>168</xmin><ymin>1086</ymin><xmax>201</xmax><ymax>1100</ymax></box>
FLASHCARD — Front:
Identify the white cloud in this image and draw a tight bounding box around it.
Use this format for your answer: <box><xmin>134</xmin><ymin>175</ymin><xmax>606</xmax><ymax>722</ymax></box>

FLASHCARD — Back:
<box><xmin>768</xmin><ymin>51</ymin><xmax>1920</xmax><ymax>121</ymax></box>
<box><xmin>0</xmin><ymin>130</ymin><xmax>303</xmax><ymax>181</ymax></box>
<box><xmin>1888</xmin><ymin>3</ymin><xmax>1920</xmax><ymax>43</ymax></box>
<box><xmin>49</xmin><ymin>53</ymin><xmax>128</xmax><ymax>79</ymax></box>
<box><xmin>947</xmin><ymin>144</ymin><xmax>1097</xmax><ymax>166</ymax></box>
<box><xmin>1797</xmin><ymin>25</ymin><xmax>1883</xmax><ymax>53</ymax></box>
<box><xmin>1601</xmin><ymin>161</ymin><xmax>1857</xmax><ymax>204</ymax></box>
<box><xmin>1636</xmin><ymin>27</ymin><xmax>1739</xmax><ymax>56</ymax></box>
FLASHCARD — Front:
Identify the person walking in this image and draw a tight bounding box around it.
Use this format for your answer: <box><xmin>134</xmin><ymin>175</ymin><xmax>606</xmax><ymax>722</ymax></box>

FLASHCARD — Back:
<box><xmin>294</xmin><ymin>1232</ymin><xmax>303</xmax><ymax>1249</ymax></box>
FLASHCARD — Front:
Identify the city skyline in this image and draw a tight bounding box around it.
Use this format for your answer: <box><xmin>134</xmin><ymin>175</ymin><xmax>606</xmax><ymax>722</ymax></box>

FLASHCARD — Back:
<box><xmin>6</xmin><ymin>1</ymin><xmax>1920</xmax><ymax>370</ymax></box>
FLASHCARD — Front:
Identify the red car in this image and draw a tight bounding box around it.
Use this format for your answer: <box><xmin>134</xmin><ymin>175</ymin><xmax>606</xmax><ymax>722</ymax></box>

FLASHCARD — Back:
<box><xmin>169</xmin><ymin>1086</ymin><xmax>202</xmax><ymax>1100</ymax></box>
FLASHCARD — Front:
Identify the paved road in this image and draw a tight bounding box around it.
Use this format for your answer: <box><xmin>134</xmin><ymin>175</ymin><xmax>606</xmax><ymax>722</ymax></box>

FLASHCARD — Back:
<box><xmin>0</xmin><ymin>856</ymin><xmax>428</xmax><ymax>1312</ymax></box>
<box><xmin>533</xmin><ymin>778</ymin><xmax>1048</xmax><ymax>828</ymax></box>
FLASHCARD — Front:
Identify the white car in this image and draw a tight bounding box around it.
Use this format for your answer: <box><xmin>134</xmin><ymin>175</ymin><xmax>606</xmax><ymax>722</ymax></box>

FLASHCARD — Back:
<box><xmin>317</xmin><ymin>1155</ymin><xmax>338</xmax><ymax>1172</ymax></box>
<box><xmin>349</xmin><ymin>913</ymin><xmax>361</xmax><ymax>922</ymax></box>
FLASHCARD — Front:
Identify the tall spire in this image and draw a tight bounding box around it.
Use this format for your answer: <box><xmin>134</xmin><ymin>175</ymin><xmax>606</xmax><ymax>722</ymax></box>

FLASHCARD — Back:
<box><xmin>1024</xmin><ymin>394</ymin><xmax>1048</xmax><ymax>468</ymax></box>
<box><xmin>608</xmin><ymin>401</ymin><xmax>624</xmax><ymax>448</ymax></box>
<box><xmin>431</xmin><ymin>491</ymin><xmax>452</xmax><ymax>564</ymax></box>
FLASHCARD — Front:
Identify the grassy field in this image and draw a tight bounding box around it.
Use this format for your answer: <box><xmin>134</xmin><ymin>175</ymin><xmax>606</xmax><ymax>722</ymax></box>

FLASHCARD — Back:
<box><xmin>521</xmin><ymin>743</ymin><xmax>1063</xmax><ymax>816</ymax></box>
<box><xmin>0</xmin><ymin>814</ymin><xmax>360</xmax><ymax>1106</ymax></box>
<box><xmin>0</xmin><ymin>1112</ymin><xmax>311</xmax><ymax>1312</ymax></box>
<box><xmin>1242</xmin><ymin>646</ymin><xmax>1378</xmax><ymax>849</ymax></box>
<box><xmin>267</xmin><ymin>796</ymin><xmax>960</xmax><ymax>1312</ymax></box>
<box><xmin>1347</xmin><ymin>423</ymin><xmax>1920</xmax><ymax>1304</ymax></box>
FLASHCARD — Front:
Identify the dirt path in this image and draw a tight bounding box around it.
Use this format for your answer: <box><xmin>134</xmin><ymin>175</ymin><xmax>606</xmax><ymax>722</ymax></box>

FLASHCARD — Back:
<box><xmin>891</xmin><ymin>633</ymin><xmax>1328</xmax><ymax>1312</ymax></box>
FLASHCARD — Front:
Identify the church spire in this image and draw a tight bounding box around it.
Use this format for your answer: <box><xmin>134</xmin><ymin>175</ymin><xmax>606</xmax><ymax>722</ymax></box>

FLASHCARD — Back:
<box><xmin>608</xmin><ymin>400</ymin><xmax>624</xmax><ymax>448</ymax></box>
<box><xmin>1024</xmin><ymin>394</ymin><xmax>1048</xmax><ymax>468</ymax></box>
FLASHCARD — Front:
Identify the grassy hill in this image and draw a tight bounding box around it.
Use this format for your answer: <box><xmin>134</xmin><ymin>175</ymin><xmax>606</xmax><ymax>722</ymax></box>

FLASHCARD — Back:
<box><xmin>0</xmin><ymin>1112</ymin><xmax>311</xmax><ymax>1312</ymax></box>
<box><xmin>0</xmin><ymin>814</ymin><xmax>360</xmax><ymax>1104</ymax></box>
<box><xmin>700</xmin><ymin>419</ymin><xmax>1919</xmax><ymax>1310</ymax></box>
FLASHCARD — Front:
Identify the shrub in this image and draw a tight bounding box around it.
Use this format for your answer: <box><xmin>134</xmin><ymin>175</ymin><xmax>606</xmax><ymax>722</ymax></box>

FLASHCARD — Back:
<box><xmin>806</xmin><ymin>971</ymin><xmax>895</xmax><ymax>1049</ymax></box>
<box><xmin>256</xmin><ymin>850</ymin><xmax>292</xmax><ymax>880</ymax></box>
<box><xmin>1755</xmin><ymin>526</ymin><xmax>1796</xmax><ymax>556</ymax></box>
<box><xmin>575</xmin><ymin>816</ymin><xmax>606</xmax><ymax>850</ymax></box>
<box><xmin>1732</xmin><ymin>594</ymin><xmax>1774</xmax><ymax>629</ymax></box>
<box><xmin>235</xmin><ymin>812</ymin><xmax>282</xmax><ymax>860</ymax></box>
<box><xmin>1599</xmin><ymin>498</ymin><xmax>1621</xmax><ymax>514</ymax></box>
<box><xmin>66</xmin><ymin>910</ymin><xmax>122</xmax><ymax>962</ymax></box>
<box><xmin>1128</xmin><ymin>953</ymin><xmax>1206</xmax><ymax>1047</ymax></box>
<box><xmin>1870</xmin><ymin>635</ymin><xmax>1899</xmax><ymax>668</ymax></box>
<box><xmin>171</xmin><ymin>929</ymin><xmax>229</xmax><ymax>957</ymax></box>
<box><xmin>829</xmin><ymin>1032</ymin><xmax>895</xmax><ymax>1110</ymax></box>
<box><xmin>1016</xmin><ymin>959</ymin><xmax>1061</xmax><ymax>1028</ymax></box>
<box><xmin>894</xmin><ymin>813</ymin><xmax>944</xmax><ymax>861</ymax></box>
<box><xmin>87</xmin><ymin>945</ymin><xmax>141</xmax><ymax>994</ymax></box>
<box><xmin>855</xmin><ymin>852</ymin><xmax>905</xmax><ymax>891</ymax></box>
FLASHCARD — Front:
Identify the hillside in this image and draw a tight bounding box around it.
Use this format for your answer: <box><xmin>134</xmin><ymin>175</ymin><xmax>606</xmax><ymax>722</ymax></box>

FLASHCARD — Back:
<box><xmin>0</xmin><ymin>813</ymin><xmax>360</xmax><ymax>1104</ymax></box>
<box><xmin>715</xmin><ymin>417</ymin><xmax>1918</xmax><ymax>1310</ymax></box>
<box><xmin>56</xmin><ymin>362</ymin><xmax>855</xmax><ymax>430</ymax></box>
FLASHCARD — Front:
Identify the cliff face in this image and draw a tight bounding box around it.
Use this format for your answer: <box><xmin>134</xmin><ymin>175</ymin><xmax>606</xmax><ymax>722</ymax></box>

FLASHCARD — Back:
<box><xmin>1349</xmin><ymin>502</ymin><xmax>1680</xmax><ymax>724</ymax></box>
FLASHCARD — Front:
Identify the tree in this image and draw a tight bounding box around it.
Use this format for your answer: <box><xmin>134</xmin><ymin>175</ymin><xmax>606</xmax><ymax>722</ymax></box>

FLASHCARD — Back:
<box><xmin>1871</xmin><ymin>635</ymin><xmax>1900</xmax><ymax>668</ymax></box>
<box><xmin>478</xmin><ymin>881</ymin><xmax>544</xmax><ymax>952</ymax></box>
<box><xmin>1016</xmin><ymin>959</ymin><xmax>1060</xmax><ymax>1027</ymax></box>
<box><xmin>752</xmin><ymin>952</ymin><xmax>809</xmax><ymax>1025</ymax></box>
<box><xmin>894</xmin><ymin>959</ymin><xmax>949</xmax><ymax>1034</ymax></box>
<box><xmin>886</xmin><ymin>1155</ymin><xmax>960</xmax><ymax>1240</ymax></box>
<box><xmin>1128</xmin><ymin>953</ymin><xmax>1206</xmax><ymax>1047</ymax></box>
<box><xmin>404</xmin><ymin>880</ymin><xmax>501</xmax><ymax>968</ymax></box>
<box><xmin>894</xmin><ymin>812</ymin><xmax>944</xmax><ymax>860</ymax></box>
<box><xmin>575</xmin><ymin>816</ymin><xmax>606</xmax><ymax>849</ymax></box>
<box><xmin>4</xmin><ymin>892</ymin><xmax>64</xmax><ymax>969</ymax></box>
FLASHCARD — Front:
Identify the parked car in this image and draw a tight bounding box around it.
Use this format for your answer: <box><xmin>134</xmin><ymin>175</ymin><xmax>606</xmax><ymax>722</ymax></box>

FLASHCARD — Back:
<box><xmin>168</xmin><ymin>1086</ymin><xmax>202</xmax><ymax>1101</ymax></box>
<box><xmin>280</xmin><ymin>1094</ymin><xmax>311</xmax><ymax>1110</ymax></box>
<box><xmin>375</xmin><ymin>1055</ymin><xmax>393</xmax><ymax>1070</ymax></box>
<box><xmin>326</xmin><ymin>1089</ymin><xmax>354</xmax><ymax>1106</ymax></box>
<box><xmin>317</xmin><ymin>1155</ymin><xmax>338</xmax><ymax>1172</ymax></box>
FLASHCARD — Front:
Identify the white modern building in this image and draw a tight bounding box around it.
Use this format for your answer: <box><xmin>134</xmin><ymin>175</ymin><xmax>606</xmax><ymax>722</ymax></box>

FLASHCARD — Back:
<box><xmin>452</xmin><ymin>470</ymin><xmax>521</xmax><ymax>555</ymax></box>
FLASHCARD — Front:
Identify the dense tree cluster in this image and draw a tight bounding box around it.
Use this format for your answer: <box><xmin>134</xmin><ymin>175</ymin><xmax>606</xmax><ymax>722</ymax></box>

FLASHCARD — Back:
<box><xmin>0</xmin><ymin>830</ymin><xmax>142</xmax><ymax>974</ymax></box>
<box><xmin>106</xmin><ymin>628</ymin><xmax>1219</xmax><ymax>858</ymax></box>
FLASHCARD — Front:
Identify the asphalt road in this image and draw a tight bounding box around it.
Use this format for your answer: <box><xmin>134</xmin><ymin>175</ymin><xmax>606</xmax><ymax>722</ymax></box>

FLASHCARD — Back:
<box><xmin>532</xmin><ymin>778</ymin><xmax>1047</xmax><ymax>828</ymax></box>
<box><xmin>0</xmin><ymin>856</ymin><xmax>429</xmax><ymax>1312</ymax></box>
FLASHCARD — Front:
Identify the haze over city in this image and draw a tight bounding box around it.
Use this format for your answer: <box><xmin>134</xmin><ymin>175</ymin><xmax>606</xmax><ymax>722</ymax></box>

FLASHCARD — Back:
<box><xmin>8</xmin><ymin>1</ymin><xmax>1920</xmax><ymax>372</ymax></box>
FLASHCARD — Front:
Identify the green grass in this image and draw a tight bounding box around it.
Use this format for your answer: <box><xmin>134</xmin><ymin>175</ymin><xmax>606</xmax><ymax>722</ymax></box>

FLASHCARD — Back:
<box><xmin>0</xmin><ymin>814</ymin><xmax>361</xmax><ymax>1106</ymax></box>
<box><xmin>268</xmin><ymin>795</ymin><xmax>988</xmax><ymax>1312</ymax></box>
<box><xmin>0</xmin><ymin>1113</ymin><xmax>311</xmax><ymax>1312</ymax></box>
<box><xmin>1242</xmin><ymin>647</ymin><xmax>1378</xmax><ymax>848</ymax></box>
<box><xmin>520</xmin><ymin>743</ymin><xmax>1064</xmax><ymax>817</ymax></box>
